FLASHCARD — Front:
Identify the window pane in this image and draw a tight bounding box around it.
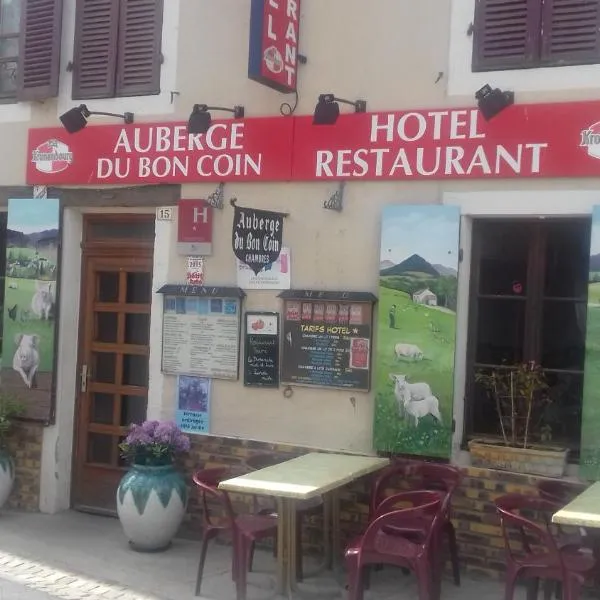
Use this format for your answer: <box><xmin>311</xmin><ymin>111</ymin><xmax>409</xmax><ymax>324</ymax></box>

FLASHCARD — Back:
<box><xmin>544</xmin><ymin>220</ymin><xmax>590</xmax><ymax>299</ymax></box>
<box><xmin>96</xmin><ymin>272</ymin><xmax>119</xmax><ymax>302</ymax></box>
<box><xmin>0</xmin><ymin>0</ymin><xmax>20</xmax><ymax>35</ymax></box>
<box><xmin>90</xmin><ymin>393</ymin><xmax>114</xmax><ymax>425</ymax></box>
<box><xmin>125</xmin><ymin>313</ymin><xmax>149</xmax><ymax>345</ymax></box>
<box><xmin>88</xmin><ymin>220</ymin><xmax>155</xmax><ymax>240</ymax></box>
<box><xmin>475</xmin><ymin>298</ymin><xmax>525</xmax><ymax>364</ymax></box>
<box><xmin>126</xmin><ymin>272</ymin><xmax>152</xmax><ymax>304</ymax></box>
<box><xmin>541</xmin><ymin>301</ymin><xmax>587</xmax><ymax>370</ymax></box>
<box><xmin>478</xmin><ymin>221</ymin><xmax>530</xmax><ymax>296</ymax></box>
<box><xmin>123</xmin><ymin>354</ymin><xmax>148</xmax><ymax>387</ymax></box>
<box><xmin>0</xmin><ymin>61</ymin><xmax>17</xmax><ymax>95</ymax></box>
<box><xmin>93</xmin><ymin>352</ymin><xmax>116</xmax><ymax>384</ymax></box>
<box><xmin>95</xmin><ymin>312</ymin><xmax>118</xmax><ymax>343</ymax></box>
<box><xmin>543</xmin><ymin>371</ymin><xmax>584</xmax><ymax>451</ymax></box>
<box><xmin>120</xmin><ymin>395</ymin><xmax>147</xmax><ymax>426</ymax></box>
<box><xmin>87</xmin><ymin>433</ymin><xmax>113</xmax><ymax>465</ymax></box>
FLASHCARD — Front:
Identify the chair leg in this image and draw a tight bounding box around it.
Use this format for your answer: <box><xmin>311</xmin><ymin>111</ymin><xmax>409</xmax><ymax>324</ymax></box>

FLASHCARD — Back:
<box><xmin>346</xmin><ymin>564</ymin><xmax>365</xmax><ymax>600</ymax></box>
<box><xmin>363</xmin><ymin>565</ymin><xmax>371</xmax><ymax>591</ymax></box>
<box><xmin>504</xmin><ymin>570</ymin><xmax>518</xmax><ymax>600</ymax></box>
<box><xmin>563</xmin><ymin>576</ymin><xmax>583</xmax><ymax>600</ymax></box>
<box><xmin>296</xmin><ymin>512</ymin><xmax>303</xmax><ymax>582</ymax></box>
<box><xmin>526</xmin><ymin>578</ymin><xmax>539</xmax><ymax>600</ymax></box>
<box><xmin>542</xmin><ymin>580</ymin><xmax>555</xmax><ymax>600</ymax></box>
<box><xmin>247</xmin><ymin>542</ymin><xmax>255</xmax><ymax>573</ymax></box>
<box><xmin>195</xmin><ymin>535</ymin><xmax>212</xmax><ymax>596</ymax></box>
<box><xmin>235</xmin><ymin>536</ymin><xmax>248</xmax><ymax>600</ymax></box>
<box><xmin>414</xmin><ymin>560</ymin><xmax>433</xmax><ymax>600</ymax></box>
<box><xmin>445</xmin><ymin>521</ymin><xmax>461</xmax><ymax>586</ymax></box>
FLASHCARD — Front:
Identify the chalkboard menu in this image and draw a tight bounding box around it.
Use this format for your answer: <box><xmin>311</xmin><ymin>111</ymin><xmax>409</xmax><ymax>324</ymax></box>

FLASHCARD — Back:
<box><xmin>280</xmin><ymin>291</ymin><xmax>376</xmax><ymax>391</ymax></box>
<box><xmin>244</xmin><ymin>312</ymin><xmax>280</xmax><ymax>387</ymax></box>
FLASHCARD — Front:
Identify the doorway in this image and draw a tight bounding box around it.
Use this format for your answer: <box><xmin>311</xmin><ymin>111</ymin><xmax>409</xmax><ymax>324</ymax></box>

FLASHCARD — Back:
<box><xmin>72</xmin><ymin>215</ymin><xmax>155</xmax><ymax>513</ymax></box>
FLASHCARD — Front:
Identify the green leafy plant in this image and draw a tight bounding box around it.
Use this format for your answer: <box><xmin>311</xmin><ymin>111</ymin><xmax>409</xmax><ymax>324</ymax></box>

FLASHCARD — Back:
<box><xmin>475</xmin><ymin>362</ymin><xmax>550</xmax><ymax>449</ymax></box>
<box><xmin>0</xmin><ymin>392</ymin><xmax>25</xmax><ymax>448</ymax></box>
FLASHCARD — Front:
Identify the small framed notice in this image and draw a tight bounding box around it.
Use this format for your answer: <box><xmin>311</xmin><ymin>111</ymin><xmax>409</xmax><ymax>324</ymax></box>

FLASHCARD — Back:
<box><xmin>158</xmin><ymin>285</ymin><xmax>244</xmax><ymax>380</ymax></box>
<box><xmin>243</xmin><ymin>312</ymin><xmax>280</xmax><ymax>388</ymax></box>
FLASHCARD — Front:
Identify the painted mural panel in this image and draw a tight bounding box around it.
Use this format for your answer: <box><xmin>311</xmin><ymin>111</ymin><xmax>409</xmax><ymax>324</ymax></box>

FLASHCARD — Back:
<box><xmin>374</xmin><ymin>205</ymin><xmax>460</xmax><ymax>458</ymax></box>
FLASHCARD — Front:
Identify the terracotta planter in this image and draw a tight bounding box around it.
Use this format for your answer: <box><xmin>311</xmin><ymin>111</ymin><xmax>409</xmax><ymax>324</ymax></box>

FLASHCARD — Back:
<box><xmin>468</xmin><ymin>438</ymin><xmax>569</xmax><ymax>477</ymax></box>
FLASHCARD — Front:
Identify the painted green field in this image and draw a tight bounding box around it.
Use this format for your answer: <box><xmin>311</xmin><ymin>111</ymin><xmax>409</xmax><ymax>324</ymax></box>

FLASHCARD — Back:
<box><xmin>374</xmin><ymin>286</ymin><xmax>456</xmax><ymax>458</ymax></box>
<box><xmin>2</xmin><ymin>277</ymin><xmax>55</xmax><ymax>372</ymax></box>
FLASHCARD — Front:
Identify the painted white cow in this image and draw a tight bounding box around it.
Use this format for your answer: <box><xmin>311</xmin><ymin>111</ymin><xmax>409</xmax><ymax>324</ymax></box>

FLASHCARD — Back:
<box><xmin>12</xmin><ymin>333</ymin><xmax>39</xmax><ymax>389</ymax></box>
<box><xmin>394</xmin><ymin>343</ymin><xmax>424</xmax><ymax>361</ymax></box>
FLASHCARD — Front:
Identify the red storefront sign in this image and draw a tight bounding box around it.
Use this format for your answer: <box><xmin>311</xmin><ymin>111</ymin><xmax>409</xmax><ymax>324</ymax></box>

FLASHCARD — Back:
<box><xmin>26</xmin><ymin>117</ymin><xmax>294</xmax><ymax>185</ymax></box>
<box><xmin>177</xmin><ymin>200</ymin><xmax>213</xmax><ymax>255</ymax></box>
<box><xmin>26</xmin><ymin>100</ymin><xmax>600</xmax><ymax>185</ymax></box>
<box><xmin>248</xmin><ymin>0</ymin><xmax>300</xmax><ymax>93</ymax></box>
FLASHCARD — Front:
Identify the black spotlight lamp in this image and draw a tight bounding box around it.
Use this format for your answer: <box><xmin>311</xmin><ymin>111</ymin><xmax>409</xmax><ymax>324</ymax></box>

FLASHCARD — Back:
<box><xmin>475</xmin><ymin>84</ymin><xmax>514</xmax><ymax>121</ymax></box>
<box><xmin>313</xmin><ymin>94</ymin><xmax>367</xmax><ymax>125</ymax></box>
<box><xmin>59</xmin><ymin>104</ymin><xmax>134</xmax><ymax>134</ymax></box>
<box><xmin>188</xmin><ymin>104</ymin><xmax>245</xmax><ymax>134</ymax></box>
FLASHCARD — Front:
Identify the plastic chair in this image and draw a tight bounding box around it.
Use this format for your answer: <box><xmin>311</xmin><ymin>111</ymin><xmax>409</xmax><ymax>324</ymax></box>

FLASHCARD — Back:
<box><xmin>245</xmin><ymin>453</ymin><xmax>323</xmax><ymax>581</ymax></box>
<box><xmin>192</xmin><ymin>467</ymin><xmax>278</xmax><ymax>599</ymax></box>
<box><xmin>537</xmin><ymin>480</ymin><xmax>587</xmax><ymax>504</ymax></box>
<box><xmin>345</xmin><ymin>490</ymin><xmax>445</xmax><ymax>600</ymax></box>
<box><xmin>370</xmin><ymin>459</ymin><xmax>462</xmax><ymax>586</ymax></box>
<box><xmin>495</xmin><ymin>493</ymin><xmax>595</xmax><ymax>600</ymax></box>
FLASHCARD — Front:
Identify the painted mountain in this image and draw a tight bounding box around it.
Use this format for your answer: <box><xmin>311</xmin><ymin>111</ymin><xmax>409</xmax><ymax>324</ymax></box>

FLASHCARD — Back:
<box><xmin>6</xmin><ymin>228</ymin><xmax>59</xmax><ymax>247</ymax></box>
<box><xmin>433</xmin><ymin>263</ymin><xmax>458</xmax><ymax>278</ymax></box>
<box><xmin>380</xmin><ymin>253</ymin><xmax>440</xmax><ymax>277</ymax></box>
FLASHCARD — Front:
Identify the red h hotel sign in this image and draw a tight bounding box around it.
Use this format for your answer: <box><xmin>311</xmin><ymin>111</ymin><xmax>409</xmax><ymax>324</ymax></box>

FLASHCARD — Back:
<box><xmin>248</xmin><ymin>0</ymin><xmax>300</xmax><ymax>93</ymax></box>
<box><xmin>177</xmin><ymin>199</ymin><xmax>213</xmax><ymax>255</ymax></box>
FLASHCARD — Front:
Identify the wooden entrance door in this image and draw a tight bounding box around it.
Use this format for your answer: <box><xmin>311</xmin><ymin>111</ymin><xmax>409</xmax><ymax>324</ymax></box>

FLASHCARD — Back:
<box><xmin>73</xmin><ymin>216</ymin><xmax>154</xmax><ymax>513</ymax></box>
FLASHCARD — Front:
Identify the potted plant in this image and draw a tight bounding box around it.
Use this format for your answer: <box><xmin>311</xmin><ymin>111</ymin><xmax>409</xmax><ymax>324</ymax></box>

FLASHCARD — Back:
<box><xmin>469</xmin><ymin>362</ymin><xmax>569</xmax><ymax>477</ymax></box>
<box><xmin>117</xmin><ymin>420</ymin><xmax>190</xmax><ymax>552</ymax></box>
<box><xmin>0</xmin><ymin>392</ymin><xmax>24</xmax><ymax>509</ymax></box>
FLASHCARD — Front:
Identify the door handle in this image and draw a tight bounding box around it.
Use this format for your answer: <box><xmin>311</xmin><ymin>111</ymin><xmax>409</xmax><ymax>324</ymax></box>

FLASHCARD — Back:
<box><xmin>80</xmin><ymin>364</ymin><xmax>90</xmax><ymax>393</ymax></box>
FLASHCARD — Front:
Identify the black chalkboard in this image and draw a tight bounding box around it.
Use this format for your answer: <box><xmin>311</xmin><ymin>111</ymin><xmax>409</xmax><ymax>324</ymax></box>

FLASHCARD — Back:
<box><xmin>281</xmin><ymin>298</ymin><xmax>374</xmax><ymax>391</ymax></box>
<box><xmin>243</xmin><ymin>312</ymin><xmax>280</xmax><ymax>388</ymax></box>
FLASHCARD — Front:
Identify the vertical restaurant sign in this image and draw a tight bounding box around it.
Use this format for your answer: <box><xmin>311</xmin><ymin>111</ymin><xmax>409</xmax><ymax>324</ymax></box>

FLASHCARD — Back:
<box><xmin>248</xmin><ymin>0</ymin><xmax>300</xmax><ymax>93</ymax></box>
<box><xmin>177</xmin><ymin>199</ymin><xmax>213</xmax><ymax>255</ymax></box>
<box><xmin>232</xmin><ymin>205</ymin><xmax>284</xmax><ymax>274</ymax></box>
<box><xmin>2</xmin><ymin>198</ymin><xmax>61</xmax><ymax>422</ymax></box>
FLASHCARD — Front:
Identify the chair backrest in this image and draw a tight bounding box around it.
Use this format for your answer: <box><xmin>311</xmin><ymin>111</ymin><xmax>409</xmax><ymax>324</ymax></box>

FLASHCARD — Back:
<box><xmin>495</xmin><ymin>493</ymin><xmax>563</xmax><ymax>568</ymax></box>
<box><xmin>362</xmin><ymin>490</ymin><xmax>444</xmax><ymax>558</ymax></box>
<box><xmin>537</xmin><ymin>479</ymin><xmax>586</xmax><ymax>504</ymax></box>
<box><xmin>192</xmin><ymin>467</ymin><xmax>236</xmax><ymax>529</ymax></box>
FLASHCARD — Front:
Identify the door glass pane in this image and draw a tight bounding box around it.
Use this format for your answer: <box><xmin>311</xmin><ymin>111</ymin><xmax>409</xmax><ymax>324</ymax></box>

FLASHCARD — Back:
<box><xmin>126</xmin><ymin>272</ymin><xmax>152</xmax><ymax>304</ymax></box>
<box><xmin>87</xmin><ymin>433</ymin><xmax>113</xmax><ymax>464</ymax></box>
<box><xmin>123</xmin><ymin>354</ymin><xmax>148</xmax><ymax>387</ymax></box>
<box><xmin>478</xmin><ymin>221</ymin><xmax>530</xmax><ymax>296</ymax></box>
<box><xmin>475</xmin><ymin>298</ymin><xmax>525</xmax><ymax>364</ymax></box>
<box><xmin>120</xmin><ymin>395</ymin><xmax>147</xmax><ymax>426</ymax></box>
<box><xmin>543</xmin><ymin>372</ymin><xmax>584</xmax><ymax>450</ymax></box>
<box><xmin>542</xmin><ymin>301</ymin><xmax>587</xmax><ymax>370</ymax></box>
<box><xmin>95</xmin><ymin>312</ymin><xmax>118</xmax><ymax>343</ymax></box>
<box><xmin>544</xmin><ymin>220</ymin><xmax>591</xmax><ymax>299</ymax></box>
<box><xmin>125</xmin><ymin>313</ymin><xmax>150</xmax><ymax>345</ymax></box>
<box><xmin>88</xmin><ymin>220</ymin><xmax>155</xmax><ymax>240</ymax></box>
<box><xmin>90</xmin><ymin>393</ymin><xmax>114</xmax><ymax>425</ymax></box>
<box><xmin>97</xmin><ymin>272</ymin><xmax>119</xmax><ymax>302</ymax></box>
<box><xmin>93</xmin><ymin>352</ymin><xmax>116</xmax><ymax>383</ymax></box>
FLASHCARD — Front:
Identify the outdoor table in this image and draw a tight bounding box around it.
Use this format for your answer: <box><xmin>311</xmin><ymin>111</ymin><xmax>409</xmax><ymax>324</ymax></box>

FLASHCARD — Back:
<box><xmin>553</xmin><ymin>481</ymin><xmax>600</xmax><ymax>528</ymax></box>
<box><xmin>218</xmin><ymin>451</ymin><xmax>389</xmax><ymax>595</ymax></box>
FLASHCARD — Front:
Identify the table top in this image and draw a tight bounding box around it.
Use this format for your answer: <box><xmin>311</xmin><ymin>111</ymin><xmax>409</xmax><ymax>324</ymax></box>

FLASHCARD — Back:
<box><xmin>552</xmin><ymin>481</ymin><xmax>600</xmax><ymax>528</ymax></box>
<box><xmin>218</xmin><ymin>452</ymin><xmax>389</xmax><ymax>500</ymax></box>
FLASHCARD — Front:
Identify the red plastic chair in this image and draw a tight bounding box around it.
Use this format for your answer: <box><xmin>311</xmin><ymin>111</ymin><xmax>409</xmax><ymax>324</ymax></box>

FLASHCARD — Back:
<box><xmin>537</xmin><ymin>480</ymin><xmax>587</xmax><ymax>504</ymax></box>
<box><xmin>192</xmin><ymin>467</ymin><xmax>278</xmax><ymax>599</ymax></box>
<box><xmin>495</xmin><ymin>494</ymin><xmax>595</xmax><ymax>600</ymax></box>
<box><xmin>370</xmin><ymin>459</ymin><xmax>462</xmax><ymax>585</ymax></box>
<box><xmin>345</xmin><ymin>490</ymin><xmax>445</xmax><ymax>600</ymax></box>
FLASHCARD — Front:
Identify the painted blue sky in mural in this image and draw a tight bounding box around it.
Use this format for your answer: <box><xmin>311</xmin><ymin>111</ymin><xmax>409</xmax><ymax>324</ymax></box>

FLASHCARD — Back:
<box><xmin>7</xmin><ymin>198</ymin><xmax>59</xmax><ymax>235</ymax></box>
<box><xmin>380</xmin><ymin>205</ymin><xmax>459</xmax><ymax>269</ymax></box>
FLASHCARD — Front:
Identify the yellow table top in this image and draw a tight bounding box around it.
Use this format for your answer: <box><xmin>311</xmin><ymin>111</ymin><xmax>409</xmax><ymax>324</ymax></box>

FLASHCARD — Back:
<box><xmin>218</xmin><ymin>452</ymin><xmax>389</xmax><ymax>500</ymax></box>
<box><xmin>552</xmin><ymin>481</ymin><xmax>600</xmax><ymax>528</ymax></box>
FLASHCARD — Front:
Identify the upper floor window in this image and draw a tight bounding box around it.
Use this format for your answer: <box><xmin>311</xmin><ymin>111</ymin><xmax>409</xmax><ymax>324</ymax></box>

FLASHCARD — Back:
<box><xmin>472</xmin><ymin>0</ymin><xmax>600</xmax><ymax>72</ymax></box>
<box><xmin>72</xmin><ymin>0</ymin><xmax>164</xmax><ymax>100</ymax></box>
<box><xmin>0</xmin><ymin>0</ymin><xmax>20</xmax><ymax>100</ymax></box>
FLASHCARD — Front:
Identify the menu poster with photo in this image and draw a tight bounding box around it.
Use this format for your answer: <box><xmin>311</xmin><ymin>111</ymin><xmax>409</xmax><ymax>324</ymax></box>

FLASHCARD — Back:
<box><xmin>236</xmin><ymin>247</ymin><xmax>291</xmax><ymax>290</ymax></box>
<box><xmin>244</xmin><ymin>312</ymin><xmax>280</xmax><ymax>388</ymax></box>
<box><xmin>176</xmin><ymin>375</ymin><xmax>211</xmax><ymax>434</ymax></box>
<box><xmin>281</xmin><ymin>294</ymin><xmax>375</xmax><ymax>391</ymax></box>
<box><xmin>161</xmin><ymin>292</ymin><xmax>241</xmax><ymax>380</ymax></box>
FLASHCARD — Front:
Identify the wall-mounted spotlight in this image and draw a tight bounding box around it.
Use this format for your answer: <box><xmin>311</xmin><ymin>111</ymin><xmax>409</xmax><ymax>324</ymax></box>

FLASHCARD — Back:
<box><xmin>313</xmin><ymin>94</ymin><xmax>367</xmax><ymax>125</ymax></box>
<box><xmin>59</xmin><ymin>104</ymin><xmax>134</xmax><ymax>134</ymax></box>
<box><xmin>324</xmin><ymin>181</ymin><xmax>345</xmax><ymax>212</ymax></box>
<box><xmin>188</xmin><ymin>104</ymin><xmax>245</xmax><ymax>135</ymax></box>
<box><xmin>475</xmin><ymin>84</ymin><xmax>514</xmax><ymax>121</ymax></box>
<box><xmin>206</xmin><ymin>182</ymin><xmax>225</xmax><ymax>210</ymax></box>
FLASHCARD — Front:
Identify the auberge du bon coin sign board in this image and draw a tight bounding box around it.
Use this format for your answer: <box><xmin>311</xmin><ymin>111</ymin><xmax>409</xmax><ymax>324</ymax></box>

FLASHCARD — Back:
<box><xmin>26</xmin><ymin>100</ymin><xmax>600</xmax><ymax>185</ymax></box>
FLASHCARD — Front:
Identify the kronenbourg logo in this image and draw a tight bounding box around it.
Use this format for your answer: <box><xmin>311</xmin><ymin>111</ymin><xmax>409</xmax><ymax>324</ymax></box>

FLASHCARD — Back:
<box><xmin>580</xmin><ymin>121</ymin><xmax>600</xmax><ymax>160</ymax></box>
<box><xmin>31</xmin><ymin>139</ymin><xmax>73</xmax><ymax>174</ymax></box>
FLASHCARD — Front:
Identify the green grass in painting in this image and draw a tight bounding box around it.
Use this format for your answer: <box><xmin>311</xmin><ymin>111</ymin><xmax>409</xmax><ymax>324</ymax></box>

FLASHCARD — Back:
<box><xmin>2</xmin><ymin>277</ymin><xmax>55</xmax><ymax>372</ymax></box>
<box><xmin>374</xmin><ymin>286</ymin><xmax>455</xmax><ymax>458</ymax></box>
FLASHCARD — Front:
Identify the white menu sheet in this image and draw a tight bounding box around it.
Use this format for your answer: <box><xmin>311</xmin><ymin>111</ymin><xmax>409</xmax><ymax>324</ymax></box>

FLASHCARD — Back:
<box><xmin>161</xmin><ymin>295</ymin><xmax>240</xmax><ymax>380</ymax></box>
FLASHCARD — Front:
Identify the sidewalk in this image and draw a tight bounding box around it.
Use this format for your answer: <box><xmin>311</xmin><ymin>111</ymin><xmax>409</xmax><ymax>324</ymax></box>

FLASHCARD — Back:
<box><xmin>0</xmin><ymin>509</ymin><xmax>521</xmax><ymax>600</ymax></box>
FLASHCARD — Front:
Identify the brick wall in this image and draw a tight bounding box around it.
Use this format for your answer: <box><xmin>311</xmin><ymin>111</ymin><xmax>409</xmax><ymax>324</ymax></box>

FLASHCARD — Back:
<box><xmin>181</xmin><ymin>434</ymin><xmax>553</xmax><ymax>579</ymax></box>
<box><xmin>5</xmin><ymin>422</ymin><xmax>43</xmax><ymax>511</ymax></box>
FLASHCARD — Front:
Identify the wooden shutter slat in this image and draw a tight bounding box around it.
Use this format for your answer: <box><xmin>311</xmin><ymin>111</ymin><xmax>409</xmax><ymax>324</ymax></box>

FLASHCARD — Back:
<box><xmin>72</xmin><ymin>0</ymin><xmax>119</xmax><ymax>100</ymax></box>
<box><xmin>115</xmin><ymin>0</ymin><xmax>163</xmax><ymax>97</ymax></box>
<box><xmin>17</xmin><ymin>0</ymin><xmax>63</xmax><ymax>101</ymax></box>
<box><xmin>472</xmin><ymin>0</ymin><xmax>543</xmax><ymax>71</ymax></box>
<box><xmin>541</xmin><ymin>0</ymin><xmax>600</xmax><ymax>65</ymax></box>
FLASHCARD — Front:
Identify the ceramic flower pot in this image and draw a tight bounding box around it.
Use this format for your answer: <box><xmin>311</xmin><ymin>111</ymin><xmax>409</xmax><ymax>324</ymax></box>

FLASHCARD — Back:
<box><xmin>116</xmin><ymin>462</ymin><xmax>188</xmax><ymax>552</ymax></box>
<box><xmin>0</xmin><ymin>448</ymin><xmax>14</xmax><ymax>509</ymax></box>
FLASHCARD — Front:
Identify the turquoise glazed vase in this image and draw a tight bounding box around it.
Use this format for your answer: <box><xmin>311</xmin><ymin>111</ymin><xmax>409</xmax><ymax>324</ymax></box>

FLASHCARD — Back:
<box><xmin>116</xmin><ymin>463</ymin><xmax>188</xmax><ymax>552</ymax></box>
<box><xmin>0</xmin><ymin>448</ymin><xmax>14</xmax><ymax>509</ymax></box>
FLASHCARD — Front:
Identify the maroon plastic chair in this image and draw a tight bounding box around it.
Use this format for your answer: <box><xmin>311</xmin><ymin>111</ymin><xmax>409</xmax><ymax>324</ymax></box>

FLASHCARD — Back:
<box><xmin>370</xmin><ymin>459</ymin><xmax>462</xmax><ymax>586</ymax></box>
<box><xmin>345</xmin><ymin>490</ymin><xmax>445</xmax><ymax>600</ymax></box>
<box><xmin>537</xmin><ymin>480</ymin><xmax>587</xmax><ymax>504</ymax></box>
<box><xmin>495</xmin><ymin>493</ymin><xmax>595</xmax><ymax>600</ymax></box>
<box><xmin>192</xmin><ymin>467</ymin><xmax>278</xmax><ymax>599</ymax></box>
